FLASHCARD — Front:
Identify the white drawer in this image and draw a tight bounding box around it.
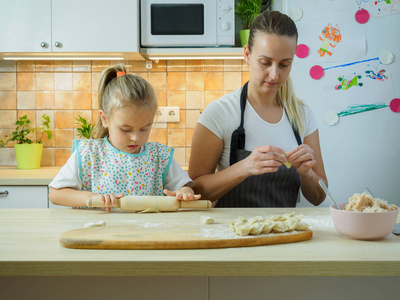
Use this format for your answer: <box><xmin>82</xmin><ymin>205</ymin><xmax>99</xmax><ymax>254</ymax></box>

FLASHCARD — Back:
<box><xmin>0</xmin><ymin>186</ymin><xmax>48</xmax><ymax>208</ymax></box>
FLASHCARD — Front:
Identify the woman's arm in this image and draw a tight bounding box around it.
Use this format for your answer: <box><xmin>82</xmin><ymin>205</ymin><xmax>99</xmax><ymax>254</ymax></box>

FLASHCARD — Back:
<box><xmin>286</xmin><ymin>129</ymin><xmax>328</xmax><ymax>206</ymax></box>
<box><xmin>189</xmin><ymin>123</ymin><xmax>287</xmax><ymax>201</ymax></box>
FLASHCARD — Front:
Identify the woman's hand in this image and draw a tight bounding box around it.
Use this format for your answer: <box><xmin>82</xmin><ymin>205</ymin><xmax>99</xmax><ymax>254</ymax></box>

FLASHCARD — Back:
<box><xmin>164</xmin><ymin>187</ymin><xmax>201</xmax><ymax>201</ymax></box>
<box><xmin>286</xmin><ymin>144</ymin><xmax>317</xmax><ymax>176</ymax></box>
<box><xmin>91</xmin><ymin>193</ymin><xmax>124</xmax><ymax>212</ymax></box>
<box><xmin>242</xmin><ymin>145</ymin><xmax>288</xmax><ymax>176</ymax></box>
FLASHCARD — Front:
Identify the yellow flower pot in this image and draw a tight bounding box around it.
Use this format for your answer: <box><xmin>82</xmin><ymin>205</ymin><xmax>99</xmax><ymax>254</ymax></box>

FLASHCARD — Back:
<box><xmin>239</xmin><ymin>29</ymin><xmax>250</xmax><ymax>47</ymax></box>
<box><xmin>14</xmin><ymin>143</ymin><xmax>43</xmax><ymax>169</ymax></box>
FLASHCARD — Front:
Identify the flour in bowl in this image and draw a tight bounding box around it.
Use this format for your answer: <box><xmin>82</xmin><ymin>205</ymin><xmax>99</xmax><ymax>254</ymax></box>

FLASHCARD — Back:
<box><xmin>344</xmin><ymin>193</ymin><xmax>398</xmax><ymax>212</ymax></box>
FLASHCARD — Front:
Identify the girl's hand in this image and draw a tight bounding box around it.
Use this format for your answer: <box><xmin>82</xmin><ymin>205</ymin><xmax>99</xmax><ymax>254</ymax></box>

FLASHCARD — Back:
<box><xmin>163</xmin><ymin>188</ymin><xmax>201</xmax><ymax>201</ymax></box>
<box><xmin>92</xmin><ymin>193</ymin><xmax>124</xmax><ymax>212</ymax></box>
<box><xmin>286</xmin><ymin>144</ymin><xmax>317</xmax><ymax>176</ymax></box>
<box><xmin>242</xmin><ymin>145</ymin><xmax>288</xmax><ymax>176</ymax></box>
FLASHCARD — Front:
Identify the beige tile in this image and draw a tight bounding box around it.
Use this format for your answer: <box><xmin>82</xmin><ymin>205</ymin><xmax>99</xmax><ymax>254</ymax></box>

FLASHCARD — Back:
<box><xmin>147</xmin><ymin>72</ymin><xmax>167</xmax><ymax>91</ymax></box>
<box><xmin>16</xmin><ymin>61</ymin><xmax>34</xmax><ymax>72</ymax></box>
<box><xmin>135</xmin><ymin>72</ymin><xmax>148</xmax><ymax>80</ymax></box>
<box><xmin>55</xmin><ymin>110</ymin><xmax>74</xmax><ymax>129</ymax></box>
<box><xmin>0</xmin><ymin>61</ymin><xmax>16</xmax><ymax>72</ymax></box>
<box><xmin>204</xmin><ymin>59</ymin><xmax>223</xmax><ymax>71</ymax></box>
<box><xmin>91</xmin><ymin>72</ymin><xmax>101</xmax><ymax>91</ymax></box>
<box><xmin>224</xmin><ymin>59</ymin><xmax>242</xmax><ymax>72</ymax></box>
<box><xmin>168</xmin><ymin>110</ymin><xmax>185</xmax><ymax>129</ymax></box>
<box><xmin>167</xmin><ymin>128</ymin><xmax>186</xmax><ymax>147</ymax></box>
<box><xmin>173</xmin><ymin>147</ymin><xmax>186</xmax><ymax>166</ymax></box>
<box><xmin>17</xmin><ymin>91</ymin><xmax>35</xmax><ymax>109</ymax></box>
<box><xmin>0</xmin><ymin>129</ymin><xmax>13</xmax><ymax>146</ymax></box>
<box><xmin>129</xmin><ymin>61</ymin><xmax>147</xmax><ymax>72</ymax></box>
<box><xmin>36</xmin><ymin>91</ymin><xmax>54</xmax><ymax>109</ymax></box>
<box><xmin>55</xmin><ymin>91</ymin><xmax>74</xmax><ymax>109</ymax></box>
<box><xmin>167</xmin><ymin>91</ymin><xmax>186</xmax><ymax>108</ymax></box>
<box><xmin>92</xmin><ymin>91</ymin><xmax>99</xmax><ymax>109</ymax></box>
<box><xmin>167</xmin><ymin>72</ymin><xmax>186</xmax><ymax>91</ymax></box>
<box><xmin>155</xmin><ymin>91</ymin><xmax>167</xmax><ymax>107</ymax></box>
<box><xmin>18</xmin><ymin>110</ymin><xmax>36</xmax><ymax>129</ymax></box>
<box><xmin>186</xmin><ymin>72</ymin><xmax>204</xmax><ymax>91</ymax></box>
<box><xmin>73</xmin><ymin>73</ymin><xmax>91</xmax><ymax>91</ymax></box>
<box><xmin>167</xmin><ymin>60</ymin><xmax>186</xmax><ymax>72</ymax></box>
<box><xmin>223</xmin><ymin>72</ymin><xmax>242</xmax><ymax>91</ymax></box>
<box><xmin>148</xmin><ymin>60</ymin><xmax>166</xmax><ymax>72</ymax></box>
<box><xmin>54</xmin><ymin>61</ymin><xmax>72</xmax><ymax>72</ymax></box>
<box><xmin>186</xmin><ymin>128</ymin><xmax>194</xmax><ymax>147</ymax></box>
<box><xmin>55</xmin><ymin>129</ymin><xmax>74</xmax><ymax>148</ymax></box>
<box><xmin>39</xmin><ymin>128</ymin><xmax>55</xmax><ymax>147</ymax></box>
<box><xmin>16</xmin><ymin>73</ymin><xmax>33</xmax><ymax>91</ymax></box>
<box><xmin>186</xmin><ymin>60</ymin><xmax>204</xmax><ymax>72</ymax></box>
<box><xmin>55</xmin><ymin>148</ymin><xmax>72</xmax><ymax>166</ymax></box>
<box><xmin>0</xmin><ymin>92</ymin><xmax>17</xmax><ymax>109</ymax></box>
<box><xmin>205</xmin><ymin>72</ymin><xmax>223</xmax><ymax>90</ymax></box>
<box><xmin>148</xmin><ymin>128</ymin><xmax>167</xmax><ymax>145</ymax></box>
<box><xmin>35</xmin><ymin>73</ymin><xmax>54</xmax><ymax>90</ymax></box>
<box><xmin>92</xmin><ymin>110</ymin><xmax>99</xmax><ymax>125</ymax></box>
<box><xmin>186</xmin><ymin>91</ymin><xmax>204</xmax><ymax>109</ymax></box>
<box><xmin>73</xmin><ymin>91</ymin><xmax>92</xmax><ymax>110</ymax></box>
<box><xmin>54</xmin><ymin>73</ymin><xmax>73</xmax><ymax>90</ymax></box>
<box><xmin>73</xmin><ymin>110</ymin><xmax>92</xmax><ymax>129</ymax></box>
<box><xmin>205</xmin><ymin>91</ymin><xmax>224</xmax><ymax>107</ymax></box>
<box><xmin>185</xmin><ymin>147</ymin><xmax>191</xmax><ymax>166</ymax></box>
<box><xmin>0</xmin><ymin>110</ymin><xmax>17</xmax><ymax>129</ymax></box>
<box><xmin>242</xmin><ymin>60</ymin><xmax>250</xmax><ymax>72</ymax></box>
<box><xmin>242</xmin><ymin>72</ymin><xmax>250</xmax><ymax>85</ymax></box>
<box><xmin>0</xmin><ymin>148</ymin><xmax>16</xmax><ymax>165</ymax></box>
<box><xmin>35</xmin><ymin>61</ymin><xmax>54</xmax><ymax>72</ymax></box>
<box><xmin>185</xmin><ymin>110</ymin><xmax>201</xmax><ymax>128</ymax></box>
<box><xmin>92</xmin><ymin>60</ymin><xmax>111</xmax><ymax>72</ymax></box>
<box><xmin>1</xmin><ymin>73</ymin><xmax>17</xmax><ymax>90</ymax></box>
<box><xmin>41</xmin><ymin>147</ymin><xmax>55</xmax><ymax>166</ymax></box>
<box><xmin>36</xmin><ymin>110</ymin><xmax>55</xmax><ymax>129</ymax></box>
<box><xmin>72</xmin><ymin>61</ymin><xmax>91</xmax><ymax>72</ymax></box>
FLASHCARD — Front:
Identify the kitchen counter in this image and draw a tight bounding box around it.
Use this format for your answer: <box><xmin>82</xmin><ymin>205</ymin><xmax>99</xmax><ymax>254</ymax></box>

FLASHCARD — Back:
<box><xmin>0</xmin><ymin>166</ymin><xmax>60</xmax><ymax>185</ymax></box>
<box><xmin>1</xmin><ymin>207</ymin><xmax>399</xmax><ymax>277</ymax></box>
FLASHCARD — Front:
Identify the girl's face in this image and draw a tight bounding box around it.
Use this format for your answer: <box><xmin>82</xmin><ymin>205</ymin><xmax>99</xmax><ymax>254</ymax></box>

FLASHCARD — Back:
<box><xmin>100</xmin><ymin>105</ymin><xmax>155</xmax><ymax>154</ymax></box>
<box><xmin>244</xmin><ymin>32</ymin><xmax>297</xmax><ymax>95</ymax></box>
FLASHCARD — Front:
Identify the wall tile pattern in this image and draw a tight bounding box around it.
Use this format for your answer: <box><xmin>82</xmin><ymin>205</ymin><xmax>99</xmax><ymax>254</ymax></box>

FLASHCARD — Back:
<box><xmin>0</xmin><ymin>59</ymin><xmax>249</xmax><ymax>168</ymax></box>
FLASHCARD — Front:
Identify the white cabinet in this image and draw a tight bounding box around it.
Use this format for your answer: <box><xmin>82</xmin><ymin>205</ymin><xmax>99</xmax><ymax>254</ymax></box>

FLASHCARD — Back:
<box><xmin>0</xmin><ymin>186</ymin><xmax>48</xmax><ymax>208</ymax></box>
<box><xmin>0</xmin><ymin>0</ymin><xmax>139</xmax><ymax>53</ymax></box>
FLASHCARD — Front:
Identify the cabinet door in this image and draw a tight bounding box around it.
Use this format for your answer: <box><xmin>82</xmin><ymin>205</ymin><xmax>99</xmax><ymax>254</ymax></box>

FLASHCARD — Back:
<box><xmin>51</xmin><ymin>0</ymin><xmax>139</xmax><ymax>52</ymax></box>
<box><xmin>0</xmin><ymin>0</ymin><xmax>51</xmax><ymax>52</ymax></box>
<box><xmin>0</xmin><ymin>186</ymin><xmax>48</xmax><ymax>208</ymax></box>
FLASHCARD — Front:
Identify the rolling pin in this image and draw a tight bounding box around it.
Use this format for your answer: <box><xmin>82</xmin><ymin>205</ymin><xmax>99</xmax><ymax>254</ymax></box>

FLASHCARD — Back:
<box><xmin>86</xmin><ymin>196</ymin><xmax>212</xmax><ymax>212</ymax></box>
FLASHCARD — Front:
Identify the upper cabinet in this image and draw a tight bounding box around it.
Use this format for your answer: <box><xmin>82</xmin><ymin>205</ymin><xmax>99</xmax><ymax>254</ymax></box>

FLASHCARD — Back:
<box><xmin>0</xmin><ymin>0</ymin><xmax>139</xmax><ymax>53</ymax></box>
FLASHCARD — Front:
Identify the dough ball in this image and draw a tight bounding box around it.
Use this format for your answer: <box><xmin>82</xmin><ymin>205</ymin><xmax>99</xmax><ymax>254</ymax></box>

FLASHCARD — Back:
<box><xmin>261</xmin><ymin>220</ymin><xmax>275</xmax><ymax>234</ymax></box>
<box><xmin>272</xmin><ymin>221</ymin><xmax>289</xmax><ymax>233</ymax></box>
<box><xmin>235</xmin><ymin>225</ymin><xmax>252</xmax><ymax>236</ymax></box>
<box><xmin>295</xmin><ymin>222</ymin><xmax>309</xmax><ymax>231</ymax></box>
<box><xmin>285</xmin><ymin>218</ymin><xmax>298</xmax><ymax>231</ymax></box>
<box><xmin>247</xmin><ymin>216</ymin><xmax>264</xmax><ymax>225</ymax></box>
<box><xmin>84</xmin><ymin>221</ymin><xmax>106</xmax><ymax>228</ymax></box>
<box><xmin>249</xmin><ymin>222</ymin><xmax>263</xmax><ymax>235</ymax></box>
<box><xmin>200</xmin><ymin>216</ymin><xmax>214</xmax><ymax>225</ymax></box>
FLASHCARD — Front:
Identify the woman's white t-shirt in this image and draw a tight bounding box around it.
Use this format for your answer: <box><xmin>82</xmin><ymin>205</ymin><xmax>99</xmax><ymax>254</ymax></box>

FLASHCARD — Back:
<box><xmin>197</xmin><ymin>87</ymin><xmax>318</xmax><ymax>171</ymax></box>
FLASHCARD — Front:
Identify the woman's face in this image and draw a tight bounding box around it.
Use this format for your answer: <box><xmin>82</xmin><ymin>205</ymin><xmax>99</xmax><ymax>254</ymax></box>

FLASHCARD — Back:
<box><xmin>244</xmin><ymin>32</ymin><xmax>297</xmax><ymax>95</ymax></box>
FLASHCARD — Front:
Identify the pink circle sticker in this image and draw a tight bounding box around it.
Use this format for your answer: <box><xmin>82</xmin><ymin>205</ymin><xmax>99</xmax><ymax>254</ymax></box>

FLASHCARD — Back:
<box><xmin>355</xmin><ymin>9</ymin><xmax>369</xmax><ymax>24</ymax></box>
<box><xmin>390</xmin><ymin>98</ymin><xmax>400</xmax><ymax>113</ymax></box>
<box><xmin>296</xmin><ymin>44</ymin><xmax>309</xmax><ymax>58</ymax></box>
<box><xmin>310</xmin><ymin>65</ymin><xmax>324</xmax><ymax>80</ymax></box>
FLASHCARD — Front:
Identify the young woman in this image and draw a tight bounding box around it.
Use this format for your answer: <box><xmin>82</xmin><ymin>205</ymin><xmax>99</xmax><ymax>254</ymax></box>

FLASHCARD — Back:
<box><xmin>189</xmin><ymin>11</ymin><xmax>327</xmax><ymax>207</ymax></box>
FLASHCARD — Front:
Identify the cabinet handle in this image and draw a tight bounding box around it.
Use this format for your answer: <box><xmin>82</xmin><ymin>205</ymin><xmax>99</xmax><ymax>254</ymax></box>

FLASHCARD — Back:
<box><xmin>0</xmin><ymin>191</ymin><xmax>9</xmax><ymax>196</ymax></box>
<box><xmin>54</xmin><ymin>41</ymin><xmax>63</xmax><ymax>48</ymax></box>
<box><xmin>40</xmin><ymin>42</ymin><xmax>48</xmax><ymax>48</ymax></box>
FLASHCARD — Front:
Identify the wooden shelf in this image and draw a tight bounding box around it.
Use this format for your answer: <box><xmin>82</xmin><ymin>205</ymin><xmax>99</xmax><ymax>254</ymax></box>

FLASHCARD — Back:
<box><xmin>139</xmin><ymin>47</ymin><xmax>244</xmax><ymax>60</ymax></box>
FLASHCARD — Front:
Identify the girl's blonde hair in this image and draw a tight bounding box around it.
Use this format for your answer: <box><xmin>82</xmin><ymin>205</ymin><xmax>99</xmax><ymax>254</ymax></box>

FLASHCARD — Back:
<box><xmin>248</xmin><ymin>10</ymin><xmax>305</xmax><ymax>136</ymax></box>
<box><xmin>91</xmin><ymin>64</ymin><xmax>157</xmax><ymax>139</ymax></box>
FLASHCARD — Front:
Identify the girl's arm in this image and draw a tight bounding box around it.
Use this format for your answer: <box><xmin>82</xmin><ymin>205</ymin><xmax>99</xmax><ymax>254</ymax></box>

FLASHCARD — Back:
<box><xmin>189</xmin><ymin>123</ymin><xmax>287</xmax><ymax>202</ymax></box>
<box><xmin>49</xmin><ymin>187</ymin><xmax>97</xmax><ymax>207</ymax></box>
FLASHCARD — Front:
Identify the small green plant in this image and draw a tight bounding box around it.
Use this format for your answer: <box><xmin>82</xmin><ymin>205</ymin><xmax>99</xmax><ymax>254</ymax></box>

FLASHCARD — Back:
<box><xmin>235</xmin><ymin>0</ymin><xmax>263</xmax><ymax>30</ymax></box>
<box><xmin>0</xmin><ymin>114</ymin><xmax>52</xmax><ymax>147</ymax></box>
<box><xmin>75</xmin><ymin>115</ymin><xmax>94</xmax><ymax>139</ymax></box>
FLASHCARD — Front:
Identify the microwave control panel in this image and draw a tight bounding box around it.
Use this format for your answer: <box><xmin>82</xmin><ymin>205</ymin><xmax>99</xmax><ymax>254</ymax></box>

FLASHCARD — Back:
<box><xmin>217</xmin><ymin>0</ymin><xmax>235</xmax><ymax>46</ymax></box>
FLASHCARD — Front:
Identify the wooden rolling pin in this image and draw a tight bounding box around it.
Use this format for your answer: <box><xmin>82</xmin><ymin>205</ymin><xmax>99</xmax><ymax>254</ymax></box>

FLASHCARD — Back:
<box><xmin>86</xmin><ymin>196</ymin><xmax>212</xmax><ymax>212</ymax></box>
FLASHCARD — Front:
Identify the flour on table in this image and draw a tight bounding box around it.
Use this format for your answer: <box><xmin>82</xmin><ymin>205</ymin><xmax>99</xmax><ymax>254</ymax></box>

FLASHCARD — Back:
<box><xmin>138</xmin><ymin>208</ymin><xmax>161</xmax><ymax>213</ymax></box>
<box><xmin>200</xmin><ymin>216</ymin><xmax>214</xmax><ymax>225</ymax></box>
<box><xmin>230</xmin><ymin>213</ymin><xmax>309</xmax><ymax>236</ymax></box>
<box><xmin>84</xmin><ymin>221</ymin><xmax>106</xmax><ymax>228</ymax></box>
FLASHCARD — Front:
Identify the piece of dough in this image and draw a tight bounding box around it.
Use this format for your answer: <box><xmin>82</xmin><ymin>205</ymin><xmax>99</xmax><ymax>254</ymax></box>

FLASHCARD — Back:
<box><xmin>200</xmin><ymin>216</ymin><xmax>214</xmax><ymax>225</ymax></box>
<box><xmin>295</xmin><ymin>222</ymin><xmax>309</xmax><ymax>231</ymax></box>
<box><xmin>272</xmin><ymin>221</ymin><xmax>289</xmax><ymax>233</ymax></box>
<box><xmin>249</xmin><ymin>222</ymin><xmax>263</xmax><ymax>235</ymax></box>
<box><xmin>285</xmin><ymin>218</ymin><xmax>297</xmax><ymax>231</ymax></box>
<box><xmin>261</xmin><ymin>219</ymin><xmax>275</xmax><ymax>234</ymax></box>
<box><xmin>235</xmin><ymin>225</ymin><xmax>252</xmax><ymax>236</ymax></box>
<box><xmin>138</xmin><ymin>208</ymin><xmax>161</xmax><ymax>213</ymax></box>
<box><xmin>277</xmin><ymin>152</ymin><xmax>292</xmax><ymax>168</ymax></box>
<box><xmin>84</xmin><ymin>221</ymin><xmax>106</xmax><ymax>228</ymax></box>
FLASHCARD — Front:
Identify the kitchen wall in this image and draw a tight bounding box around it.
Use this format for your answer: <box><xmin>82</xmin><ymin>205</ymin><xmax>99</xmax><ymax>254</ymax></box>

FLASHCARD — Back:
<box><xmin>0</xmin><ymin>59</ymin><xmax>249</xmax><ymax>168</ymax></box>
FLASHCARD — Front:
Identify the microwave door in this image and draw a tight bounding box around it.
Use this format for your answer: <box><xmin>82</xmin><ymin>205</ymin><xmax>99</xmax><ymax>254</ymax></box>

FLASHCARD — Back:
<box><xmin>141</xmin><ymin>2</ymin><xmax>217</xmax><ymax>47</ymax></box>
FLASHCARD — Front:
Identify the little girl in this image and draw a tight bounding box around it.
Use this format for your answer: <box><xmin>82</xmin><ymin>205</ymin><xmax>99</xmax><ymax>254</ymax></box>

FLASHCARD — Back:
<box><xmin>49</xmin><ymin>65</ymin><xmax>200</xmax><ymax>211</ymax></box>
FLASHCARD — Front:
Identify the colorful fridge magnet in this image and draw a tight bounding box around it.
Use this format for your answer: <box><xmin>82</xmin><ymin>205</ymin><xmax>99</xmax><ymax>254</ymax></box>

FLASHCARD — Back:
<box><xmin>379</xmin><ymin>50</ymin><xmax>394</xmax><ymax>65</ymax></box>
<box><xmin>390</xmin><ymin>98</ymin><xmax>400</xmax><ymax>113</ymax></box>
<box><xmin>355</xmin><ymin>9</ymin><xmax>370</xmax><ymax>24</ymax></box>
<box><xmin>310</xmin><ymin>65</ymin><xmax>324</xmax><ymax>79</ymax></box>
<box><xmin>288</xmin><ymin>7</ymin><xmax>303</xmax><ymax>22</ymax></box>
<box><xmin>296</xmin><ymin>44</ymin><xmax>309</xmax><ymax>58</ymax></box>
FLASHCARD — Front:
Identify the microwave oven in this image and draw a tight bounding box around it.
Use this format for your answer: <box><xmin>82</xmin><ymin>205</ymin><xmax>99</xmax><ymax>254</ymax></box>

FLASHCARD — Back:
<box><xmin>141</xmin><ymin>0</ymin><xmax>235</xmax><ymax>47</ymax></box>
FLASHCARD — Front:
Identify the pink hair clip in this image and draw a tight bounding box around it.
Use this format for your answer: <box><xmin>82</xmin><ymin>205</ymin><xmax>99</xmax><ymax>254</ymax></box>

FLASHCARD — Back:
<box><xmin>116</xmin><ymin>71</ymin><xmax>126</xmax><ymax>77</ymax></box>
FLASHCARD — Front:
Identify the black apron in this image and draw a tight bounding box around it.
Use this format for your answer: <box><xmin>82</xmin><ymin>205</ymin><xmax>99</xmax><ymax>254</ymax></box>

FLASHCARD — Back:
<box><xmin>216</xmin><ymin>82</ymin><xmax>302</xmax><ymax>208</ymax></box>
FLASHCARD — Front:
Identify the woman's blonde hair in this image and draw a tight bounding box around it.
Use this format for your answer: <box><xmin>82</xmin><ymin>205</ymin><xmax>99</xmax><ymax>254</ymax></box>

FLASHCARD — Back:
<box><xmin>248</xmin><ymin>10</ymin><xmax>305</xmax><ymax>136</ymax></box>
<box><xmin>91</xmin><ymin>64</ymin><xmax>157</xmax><ymax>139</ymax></box>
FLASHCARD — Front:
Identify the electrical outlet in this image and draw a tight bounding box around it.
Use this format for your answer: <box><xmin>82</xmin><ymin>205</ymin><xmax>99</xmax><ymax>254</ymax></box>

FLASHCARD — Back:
<box><xmin>166</xmin><ymin>107</ymin><xmax>180</xmax><ymax>122</ymax></box>
<box><xmin>155</xmin><ymin>107</ymin><xmax>166</xmax><ymax>123</ymax></box>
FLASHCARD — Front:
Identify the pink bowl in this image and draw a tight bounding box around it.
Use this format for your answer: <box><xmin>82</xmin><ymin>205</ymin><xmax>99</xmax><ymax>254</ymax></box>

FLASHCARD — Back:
<box><xmin>330</xmin><ymin>203</ymin><xmax>399</xmax><ymax>240</ymax></box>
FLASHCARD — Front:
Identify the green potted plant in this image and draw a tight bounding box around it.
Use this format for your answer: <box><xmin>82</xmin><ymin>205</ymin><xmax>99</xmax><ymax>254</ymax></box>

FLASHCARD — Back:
<box><xmin>0</xmin><ymin>114</ymin><xmax>52</xmax><ymax>169</ymax></box>
<box><xmin>75</xmin><ymin>115</ymin><xmax>94</xmax><ymax>139</ymax></box>
<box><xmin>235</xmin><ymin>0</ymin><xmax>265</xmax><ymax>47</ymax></box>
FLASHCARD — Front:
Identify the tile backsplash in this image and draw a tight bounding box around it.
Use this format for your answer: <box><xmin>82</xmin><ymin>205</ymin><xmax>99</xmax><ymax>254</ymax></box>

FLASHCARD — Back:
<box><xmin>0</xmin><ymin>59</ymin><xmax>249</xmax><ymax>168</ymax></box>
